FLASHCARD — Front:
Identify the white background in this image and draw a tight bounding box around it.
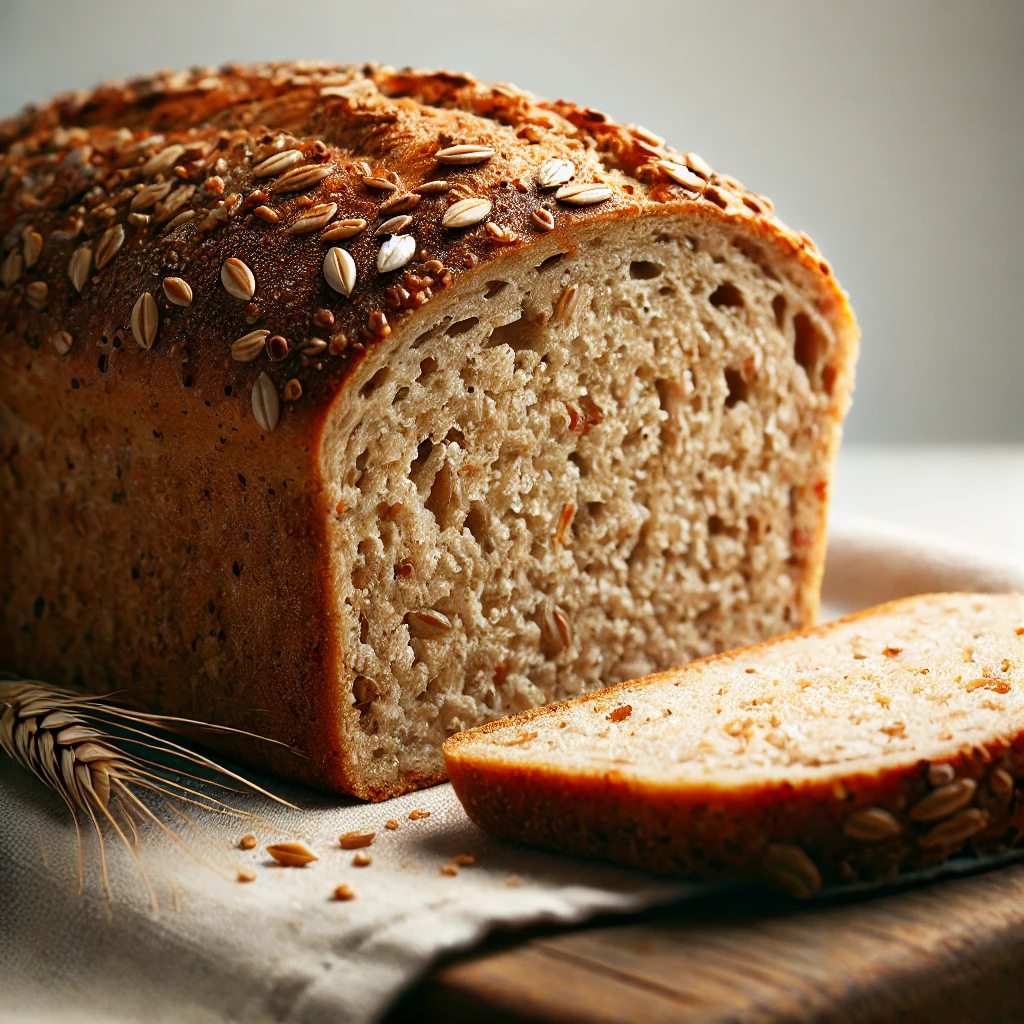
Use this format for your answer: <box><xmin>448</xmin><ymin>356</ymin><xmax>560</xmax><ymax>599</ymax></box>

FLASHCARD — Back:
<box><xmin>1</xmin><ymin>0</ymin><xmax>1021</xmax><ymax>443</ymax></box>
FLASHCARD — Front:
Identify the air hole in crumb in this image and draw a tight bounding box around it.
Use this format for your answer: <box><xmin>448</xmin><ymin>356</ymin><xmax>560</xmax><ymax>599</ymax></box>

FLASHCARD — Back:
<box><xmin>746</xmin><ymin>516</ymin><xmax>761</xmax><ymax>541</ymax></box>
<box><xmin>418</xmin><ymin>356</ymin><xmax>438</xmax><ymax>381</ymax></box>
<box><xmin>708</xmin><ymin>515</ymin><xmax>726</xmax><ymax>536</ymax></box>
<box><xmin>793</xmin><ymin>312</ymin><xmax>827</xmax><ymax>379</ymax></box>
<box><xmin>709</xmin><ymin>282</ymin><xmax>745</xmax><ymax>308</ymax></box>
<box><xmin>411</xmin><ymin>438</ymin><xmax>433</xmax><ymax>475</ymax></box>
<box><xmin>724</xmin><ymin>367</ymin><xmax>748</xmax><ymax>407</ymax></box>
<box><xmin>822</xmin><ymin>363</ymin><xmax>837</xmax><ymax>396</ymax></box>
<box><xmin>359</xmin><ymin>615</ymin><xmax>370</xmax><ymax>644</ymax></box>
<box><xmin>568</xmin><ymin>451</ymin><xmax>588</xmax><ymax>478</ymax></box>
<box><xmin>484</xmin><ymin>280</ymin><xmax>508</xmax><ymax>298</ymax></box>
<box><xmin>393</xmin><ymin>386</ymin><xmax>409</xmax><ymax>405</ymax></box>
<box><xmin>658</xmin><ymin>285</ymin><xmax>676</xmax><ymax>296</ymax></box>
<box><xmin>772</xmin><ymin>294</ymin><xmax>787</xmax><ymax>330</ymax></box>
<box><xmin>446</xmin><ymin>427</ymin><xmax>465</xmax><ymax>445</ymax></box>
<box><xmin>355</xmin><ymin>449</ymin><xmax>370</xmax><ymax>472</ymax></box>
<box><xmin>629</xmin><ymin>260</ymin><xmax>662</xmax><ymax>280</ymax></box>
<box><xmin>464</xmin><ymin>505</ymin><xmax>488</xmax><ymax>547</ymax></box>
<box><xmin>536</xmin><ymin>252</ymin><xmax>566</xmax><ymax>272</ymax></box>
<box><xmin>361</xmin><ymin>366</ymin><xmax>388</xmax><ymax>398</ymax></box>
<box><xmin>447</xmin><ymin>316</ymin><xmax>479</xmax><ymax>338</ymax></box>
<box><xmin>425</xmin><ymin>461</ymin><xmax>455</xmax><ymax>527</ymax></box>
<box><xmin>487</xmin><ymin>314</ymin><xmax>543</xmax><ymax>352</ymax></box>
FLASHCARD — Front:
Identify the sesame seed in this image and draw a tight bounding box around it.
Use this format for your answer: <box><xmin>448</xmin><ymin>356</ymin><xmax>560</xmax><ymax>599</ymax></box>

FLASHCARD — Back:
<box><xmin>435</xmin><ymin>144</ymin><xmax>495</xmax><ymax>165</ymax></box>
<box><xmin>375</xmin><ymin>215</ymin><xmax>413</xmax><ymax>236</ymax></box>
<box><xmin>130</xmin><ymin>292</ymin><xmax>159</xmax><ymax>350</ymax></box>
<box><xmin>162</xmin><ymin>276</ymin><xmax>193</xmax><ymax>306</ymax></box>
<box><xmin>251</xmin><ymin>372</ymin><xmax>280</xmax><ymax>433</ymax></box>
<box><xmin>441</xmin><ymin>197</ymin><xmax>491</xmax><ymax>229</ymax></box>
<box><xmin>230</xmin><ymin>330</ymin><xmax>269</xmax><ymax>362</ymax></box>
<box><xmin>221</xmin><ymin>257</ymin><xmax>256</xmax><ymax>301</ymax></box>
<box><xmin>286</xmin><ymin>202</ymin><xmax>338</xmax><ymax>235</ymax></box>
<box><xmin>362</xmin><ymin>175</ymin><xmax>397</xmax><ymax>193</ymax></box>
<box><xmin>554</xmin><ymin>182</ymin><xmax>613</xmax><ymax>205</ymax></box>
<box><xmin>322</xmin><ymin>218</ymin><xmax>366</xmax><ymax>241</ymax></box>
<box><xmin>413</xmin><ymin>180</ymin><xmax>449</xmax><ymax>195</ymax></box>
<box><xmin>252</xmin><ymin>148</ymin><xmax>305</xmax><ymax>178</ymax></box>
<box><xmin>271</xmin><ymin>163</ymin><xmax>332</xmax><ymax>194</ymax></box>
<box><xmin>67</xmin><ymin>246</ymin><xmax>92</xmax><ymax>292</ymax></box>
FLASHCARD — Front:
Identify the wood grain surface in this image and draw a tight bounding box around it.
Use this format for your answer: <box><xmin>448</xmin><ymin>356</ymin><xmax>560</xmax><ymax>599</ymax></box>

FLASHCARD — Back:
<box><xmin>388</xmin><ymin>863</ymin><xmax>1024</xmax><ymax>1023</ymax></box>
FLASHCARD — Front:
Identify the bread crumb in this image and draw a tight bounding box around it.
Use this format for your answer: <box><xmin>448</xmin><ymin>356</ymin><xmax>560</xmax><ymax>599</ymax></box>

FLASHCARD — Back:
<box><xmin>352</xmin><ymin>852</ymin><xmax>371</xmax><ymax>867</ymax></box>
<box><xmin>339</xmin><ymin>829</ymin><xmax>375</xmax><ymax>850</ymax></box>
<box><xmin>385</xmin><ymin>819</ymin><xmax>400</xmax><ymax>830</ymax></box>
<box><xmin>607</xmin><ymin>705</ymin><xmax>632</xmax><ymax>722</ymax></box>
<box><xmin>239</xmin><ymin>834</ymin><xmax>257</xmax><ymax>850</ymax></box>
<box><xmin>333</xmin><ymin>884</ymin><xmax>355</xmax><ymax>901</ymax></box>
<box><xmin>409</xmin><ymin>809</ymin><xmax>431</xmax><ymax>820</ymax></box>
<box><xmin>504</xmin><ymin>874</ymin><xmax>522</xmax><ymax>887</ymax></box>
<box><xmin>453</xmin><ymin>853</ymin><xmax>476</xmax><ymax>867</ymax></box>
<box><xmin>440</xmin><ymin>864</ymin><xmax>458</xmax><ymax>876</ymax></box>
<box><xmin>237</xmin><ymin>868</ymin><xmax>257</xmax><ymax>883</ymax></box>
<box><xmin>882</xmin><ymin>646</ymin><xmax>902</xmax><ymax>657</ymax></box>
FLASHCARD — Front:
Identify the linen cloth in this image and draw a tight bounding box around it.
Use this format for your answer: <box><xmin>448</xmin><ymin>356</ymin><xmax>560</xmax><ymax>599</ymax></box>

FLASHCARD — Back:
<box><xmin>2</xmin><ymin>518</ymin><xmax>1023</xmax><ymax>1024</ymax></box>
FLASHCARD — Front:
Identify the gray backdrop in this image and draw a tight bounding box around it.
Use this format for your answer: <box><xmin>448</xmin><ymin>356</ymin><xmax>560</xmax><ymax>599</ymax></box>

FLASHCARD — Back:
<box><xmin>1</xmin><ymin>0</ymin><xmax>1020</xmax><ymax>442</ymax></box>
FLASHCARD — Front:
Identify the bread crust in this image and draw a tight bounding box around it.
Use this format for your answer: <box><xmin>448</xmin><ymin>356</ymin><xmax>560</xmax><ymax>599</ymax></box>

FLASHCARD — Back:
<box><xmin>444</xmin><ymin>594</ymin><xmax>1024</xmax><ymax>893</ymax></box>
<box><xmin>0</xmin><ymin>63</ymin><xmax>858</xmax><ymax>796</ymax></box>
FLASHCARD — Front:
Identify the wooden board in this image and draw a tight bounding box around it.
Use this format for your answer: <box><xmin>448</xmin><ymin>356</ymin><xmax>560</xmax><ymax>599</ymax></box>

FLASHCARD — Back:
<box><xmin>387</xmin><ymin>862</ymin><xmax>1024</xmax><ymax>1022</ymax></box>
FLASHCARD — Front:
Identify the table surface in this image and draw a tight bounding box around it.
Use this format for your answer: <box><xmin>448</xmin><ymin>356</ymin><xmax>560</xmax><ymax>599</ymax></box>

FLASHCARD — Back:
<box><xmin>389</xmin><ymin>444</ymin><xmax>1024</xmax><ymax>1024</ymax></box>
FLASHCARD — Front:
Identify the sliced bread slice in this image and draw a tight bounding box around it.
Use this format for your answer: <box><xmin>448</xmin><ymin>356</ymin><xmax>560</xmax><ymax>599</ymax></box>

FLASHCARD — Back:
<box><xmin>444</xmin><ymin>593</ymin><xmax>1024</xmax><ymax>896</ymax></box>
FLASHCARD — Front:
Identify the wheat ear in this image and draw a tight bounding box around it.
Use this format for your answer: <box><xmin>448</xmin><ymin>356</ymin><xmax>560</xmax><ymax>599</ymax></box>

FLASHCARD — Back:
<box><xmin>0</xmin><ymin>677</ymin><xmax>298</xmax><ymax>906</ymax></box>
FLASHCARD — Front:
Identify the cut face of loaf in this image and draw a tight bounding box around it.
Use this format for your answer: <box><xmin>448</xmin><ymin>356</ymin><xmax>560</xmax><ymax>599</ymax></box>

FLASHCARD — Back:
<box><xmin>333</xmin><ymin>218</ymin><xmax>849</xmax><ymax>795</ymax></box>
<box><xmin>0</xmin><ymin>63</ymin><xmax>857</xmax><ymax>798</ymax></box>
<box><xmin>445</xmin><ymin>594</ymin><xmax>1024</xmax><ymax>894</ymax></box>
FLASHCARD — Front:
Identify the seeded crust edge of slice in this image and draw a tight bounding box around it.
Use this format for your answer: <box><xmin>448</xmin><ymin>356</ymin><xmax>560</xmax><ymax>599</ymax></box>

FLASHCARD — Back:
<box><xmin>443</xmin><ymin>592</ymin><xmax>1024</xmax><ymax>894</ymax></box>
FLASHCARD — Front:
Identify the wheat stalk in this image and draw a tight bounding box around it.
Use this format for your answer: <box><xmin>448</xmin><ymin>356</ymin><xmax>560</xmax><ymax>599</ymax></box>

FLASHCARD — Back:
<box><xmin>0</xmin><ymin>676</ymin><xmax>298</xmax><ymax>907</ymax></box>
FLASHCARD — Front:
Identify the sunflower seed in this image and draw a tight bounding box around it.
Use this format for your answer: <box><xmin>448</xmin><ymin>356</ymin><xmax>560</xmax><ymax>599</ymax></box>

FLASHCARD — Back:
<box><xmin>375</xmin><ymin>215</ymin><xmax>413</xmax><ymax>236</ymax></box>
<box><xmin>377</xmin><ymin>233</ymin><xmax>416</xmax><ymax>273</ymax></box>
<box><xmin>130</xmin><ymin>292</ymin><xmax>159</xmax><ymax>350</ymax></box>
<box><xmin>1</xmin><ymin>249</ymin><xmax>22</xmax><ymax>288</ymax></box>
<box><xmin>531</xmin><ymin>208</ymin><xmax>555</xmax><ymax>232</ymax></box>
<box><xmin>21</xmin><ymin>227</ymin><xmax>43</xmax><ymax>268</ymax></box>
<box><xmin>286</xmin><ymin>202</ymin><xmax>338</xmax><ymax>235</ymax></box>
<box><xmin>251</xmin><ymin>372</ymin><xmax>280</xmax><ymax>432</ymax></box>
<box><xmin>535</xmin><ymin>157</ymin><xmax>575</xmax><ymax>189</ymax></box>
<box><xmin>50</xmin><ymin>331</ymin><xmax>73</xmax><ymax>355</ymax></box>
<box><xmin>322</xmin><ymin>218</ymin><xmax>366</xmax><ymax>241</ymax></box>
<box><xmin>909</xmin><ymin>778</ymin><xmax>976</xmax><ymax>821</ymax></box>
<box><xmin>658</xmin><ymin>159</ymin><xmax>706</xmax><ymax>192</ymax></box>
<box><xmin>380</xmin><ymin>192</ymin><xmax>421</xmax><ymax>215</ymax></box>
<box><xmin>554</xmin><ymin>182</ymin><xmax>613</xmax><ymax>205</ymax></box>
<box><xmin>252</xmin><ymin>148</ymin><xmax>305</xmax><ymax>178</ymax></box>
<box><xmin>324</xmin><ymin>247</ymin><xmax>357</xmax><ymax>296</ymax></box>
<box><xmin>266</xmin><ymin>841</ymin><xmax>317</xmax><ymax>866</ymax></box>
<box><xmin>26</xmin><ymin>281</ymin><xmax>48</xmax><ymax>308</ymax></box>
<box><xmin>230</xmin><ymin>329</ymin><xmax>269</xmax><ymax>362</ymax></box>
<box><xmin>271</xmin><ymin>163</ymin><xmax>332</xmax><ymax>194</ymax></box>
<box><xmin>131</xmin><ymin>180</ymin><xmax>173</xmax><ymax>211</ymax></box>
<box><xmin>162</xmin><ymin>276</ymin><xmax>193</xmax><ymax>306</ymax></box>
<box><xmin>761</xmin><ymin>843</ymin><xmax>820</xmax><ymax>899</ymax></box>
<box><xmin>68</xmin><ymin>246</ymin><xmax>92</xmax><ymax>292</ymax></box>
<box><xmin>919</xmin><ymin>808</ymin><xmax>988</xmax><ymax>849</ymax></box>
<box><xmin>990</xmin><ymin>767</ymin><xmax>1015</xmax><ymax>799</ymax></box>
<box><xmin>436</xmin><ymin>144</ymin><xmax>494</xmax><ymax>165</ymax></box>
<box><xmin>142</xmin><ymin>143</ymin><xmax>186</xmax><ymax>177</ymax></box>
<box><xmin>339</xmin><ymin>829</ymin><xmax>375</xmax><ymax>850</ymax></box>
<box><xmin>413</xmin><ymin>180</ymin><xmax>449</xmax><ymax>195</ymax></box>
<box><xmin>407</xmin><ymin>609</ymin><xmax>453</xmax><ymax>639</ymax></box>
<box><xmin>94</xmin><ymin>223</ymin><xmax>125</xmax><ymax>270</ymax></box>
<box><xmin>842</xmin><ymin>807</ymin><xmax>902</xmax><ymax>842</ymax></box>
<box><xmin>683</xmin><ymin>152</ymin><xmax>713</xmax><ymax>180</ymax></box>
<box><xmin>441</xmin><ymin>197</ymin><xmax>491</xmax><ymax>229</ymax></box>
<box><xmin>927</xmin><ymin>763</ymin><xmax>956</xmax><ymax>786</ymax></box>
<box><xmin>221</xmin><ymin>257</ymin><xmax>256</xmax><ymax>300</ymax></box>
<box><xmin>362</xmin><ymin>175</ymin><xmax>397</xmax><ymax>192</ymax></box>
<box><xmin>253</xmin><ymin>205</ymin><xmax>280</xmax><ymax>222</ymax></box>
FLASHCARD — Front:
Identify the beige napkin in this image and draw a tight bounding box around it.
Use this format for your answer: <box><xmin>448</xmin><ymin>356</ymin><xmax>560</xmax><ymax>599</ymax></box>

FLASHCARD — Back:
<box><xmin>2</xmin><ymin>518</ymin><xmax>1023</xmax><ymax>1024</ymax></box>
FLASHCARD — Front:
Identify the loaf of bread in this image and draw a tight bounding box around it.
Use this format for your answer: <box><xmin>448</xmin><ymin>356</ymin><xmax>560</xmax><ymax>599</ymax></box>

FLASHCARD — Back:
<box><xmin>445</xmin><ymin>594</ymin><xmax>1024</xmax><ymax>894</ymax></box>
<box><xmin>0</xmin><ymin>63</ymin><xmax>857</xmax><ymax>797</ymax></box>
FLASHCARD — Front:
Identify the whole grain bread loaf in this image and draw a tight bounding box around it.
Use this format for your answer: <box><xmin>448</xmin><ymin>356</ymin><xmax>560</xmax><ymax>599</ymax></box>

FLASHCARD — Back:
<box><xmin>445</xmin><ymin>593</ymin><xmax>1024</xmax><ymax>894</ymax></box>
<box><xmin>0</xmin><ymin>63</ymin><xmax>857</xmax><ymax>797</ymax></box>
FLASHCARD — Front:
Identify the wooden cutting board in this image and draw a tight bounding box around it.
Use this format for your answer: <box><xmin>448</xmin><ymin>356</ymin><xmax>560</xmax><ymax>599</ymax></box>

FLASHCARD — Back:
<box><xmin>388</xmin><ymin>861</ymin><xmax>1024</xmax><ymax>1022</ymax></box>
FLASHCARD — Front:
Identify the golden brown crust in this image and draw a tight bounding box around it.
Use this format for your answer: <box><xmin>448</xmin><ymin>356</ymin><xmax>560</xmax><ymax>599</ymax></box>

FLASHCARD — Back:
<box><xmin>0</xmin><ymin>62</ymin><xmax>858</xmax><ymax>797</ymax></box>
<box><xmin>445</xmin><ymin>595</ymin><xmax>1024</xmax><ymax>893</ymax></box>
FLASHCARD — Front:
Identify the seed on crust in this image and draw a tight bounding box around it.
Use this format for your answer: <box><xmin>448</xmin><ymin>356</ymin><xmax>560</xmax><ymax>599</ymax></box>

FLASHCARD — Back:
<box><xmin>251</xmin><ymin>371</ymin><xmax>280</xmax><ymax>433</ymax></box>
<box><xmin>377</xmin><ymin>233</ymin><xmax>416</xmax><ymax>273</ymax></box>
<box><xmin>441</xmin><ymin>197</ymin><xmax>491</xmax><ymax>229</ymax></box>
<box><xmin>413</xmin><ymin>180</ymin><xmax>449</xmax><ymax>195</ymax></box>
<box><xmin>50</xmin><ymin>331</ymin><xmax>73</xmax><ymax>355</ymax></box>
<box><xmin>554</xmin><ymin>182</ymin><xmax>613</xmax><ymax>205</ymax></box>
<box><xmin>94</xmin><ymin>224</ymin><xmax>125</xmax><ymax>270</ymax></box>
<box><xmin>375</xmin><ymin>215</ymin><xmax>413</xmax><ymax>236</ymax></box>
<box><xmin>909</xmin><ymin>778</ymin><xmax>977</xmax><ymax>822</ymax></box>
<box><xmin>339</xmin><ymin>829</ymin><xmax>375</xmax><ymax>850</ymax></box>
<box><xmin>68</xmin><ymin>246</ymin><xmax>92</xmax><ymax>292</ymax></box>
<box><xmin>324</xmin><ymin>247</ymin><xmax>357</xmax><ymax>296</ymax></box>
<box><xmin>380</xmin><ymin>191</ymin><xmax>421</xmax><ymax>215</ymax></box>
<box><xmin>919</xmin><ymin>808</ymin><xmax>988</xmax><ymax>849</ymax></box>
<box><xmin>761</xmin><ymin>843</ymin><xmax>821</xmax><ymax>899</ymax></box>
<box><xmin>21</xmin><ymin>227</ymin><xmax>43</xmax><ymax>268</ymax></box>
<box><xmin>142</xmin><ymin>143</ymin><xmax>186</xmax><ymax>177</ymax></box>
<box><xmin>927</xmin><ymin>763</ymin><xmax>956</xmax><ymax>786</ymax></box>
<box><xmin>990</xmin><ymin>767</ymin><xmax>1015</xmax><ymax>799</ymax></box>
<box><xmin>842</xmin><ymin>807</ymin><xmax>902</xmax><ymax>842</ymax></box>
<box><xmin>0</xmin><ymin>249</ymin><xmax>21</xmax><ymax>288</ymax></box>
<box><xmin>253</xmin><ymin>205</ymin><xmax>280</xmax><ymax>222</ymax></box>
<box><xmin>130</xmin><ymin>292</ymin><xmax>158</xmax><ymax>350</ymax></box>
<box><xmin>162</xmin><ymin>276</ymin><xmax>193</xmax><ymax>306</ymax></box>
<box><xmin>266</xmin><ymin>841</ymin><xmax>318</xmax><ymax>866</ymax></box>
<box><xmin>221</xmin><ymin>257</ymin><xmax>256</xmax><ymax>300</ymax></box>
<box><xmin>362</xmin><ymin>175</ymin><xmax>397</xmax><ymax>192</ymax></box>
<box><xmin>252</xmin><ymin>148</ymin><xmax>305</xmax><ymax>178</ymax></box>
<box><xmin>231</xmin><ymin>330</ymin><xmax>269</xmax><ymax>362</ymax></box>
<box><xmin>333</xmin><ymin>884</ymin><xmax>356</xmax><ymax>901</ymax></box>
<box><xmin>683</xmin><ymin>152</ymin><xmax>713</xmax><ymax>181</ymax></box>
<box><xmin>535</xmin><ymin>157</ymin><xmax>575</xmax><ymax>189</ymax></box>
<box><xmin>26</xmin><ymin>281</ymin><xmax>48</xmax><ymax>308</ymax></box>
<box><xmin>272</xmin><ymin>163</ymin><xmax>332</xmax><ymax>194</ymax></box>
<box><xmin>322</xmin><ymin>218</ymin><xmax>366</xmax><ymax>242</ymax></box>
<box><xmin>287</xmin><ymin>202</ymin><xmax>338</xmax><ymax>235</ymax></box>
<box><xmin>657</xmin><ymin>159</ymin><xmax>707</xmax><ymax>192</ymax></box>
<box><xmin>283</xmin><ymin>378</ymin><xmax>302</xmax><ymax>401</ymax></box>
<box><xmin>127</xmin><ymin>212</ymin><xmax>150</xmax><ymax>228</ymax></box>
<box><xmin>131</xmin><ymin>180</ymin><xmax>173</xmax><ymax>211</ymax></box>
<box><xmin>407</xmin><ymin>609</ymin><xmax>453</xmax><ymax>639</ymax></box>
<box><xmin>267</xmin><ymin>335</ymin><xmax>290</xmax><ymax>361</ymax></box>
<box><xmin>531</xmin><ymin>208</ymin><xmax>555</xmax><ymax>232</ymax></box>
<box><xmin>436</xmin><ymin>144</ymin><xmax>495</xmax><ymax>165</ymax></box>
